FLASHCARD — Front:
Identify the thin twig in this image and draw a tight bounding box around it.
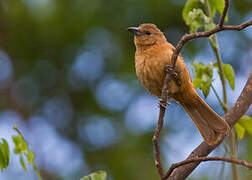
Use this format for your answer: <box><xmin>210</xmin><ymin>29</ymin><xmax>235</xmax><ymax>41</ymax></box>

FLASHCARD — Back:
<box><xmin>218</xmin><ymin>0</ymin><xmax>229</xmax><ymax>27</ymax></box>
<box><xmin>210</xmin><ymin>85</ymin><xmax>225</xmax><ymax>109</ymax></box>
<box><xmin>228</xmin><ymin>129</ymin><xmax>240</xmax><ymax>180</ymax></box>
<box><xmin>222</xmin><ymin>20</ymin><xmax>252</xmax><ymax>30</ymax></box>
<box><xmin>163</xmin><ymin>156</ymin><xmax>252</xmax><ymax>179</ymax></box>
<box><xmin>218</xmin><ymin>152</ymin><xmax>228</xmax><ymax>180</ymax></box>
<box><xmin>209</xmin><ymin>36</ymin><xmax>228</xmax><ymax>112</ymax></box>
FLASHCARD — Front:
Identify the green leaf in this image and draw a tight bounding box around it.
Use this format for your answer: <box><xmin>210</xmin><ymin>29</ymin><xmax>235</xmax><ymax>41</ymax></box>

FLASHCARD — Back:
<box><xmin>212</xmin><ymin>63</ymin><xmax>235</xmax><ymax>90</ymax></box>
<box><xmin>0</xmin><ymin>139</ymin><xmax>10</xmax><ymax>171</ymax></box>
<box><xmin>206</xmin><ymin>0</ymin><xmax>217</xmax><ymax>17</ymax></box>
<box><xmin>182</xmin><ymin>0</ymin><xmax>201</xmax><ymax>23</ymax></box>
<box><xmin>12</xmin><ymin>134</ymin><xmax>28</xmax><ymax>154</ymax></box>
<box><xmin>238</xmin><ymin>116</ymin><xmax>252</xmax><ymax>135</ymax></box>
<box><xmin>12</xmin><ymin>133</ymin><xmax>29</xmax><ymax>172</ymax></box>
<box><xmin>192</xmin><ymin>78</ymin><xmax>201</xmax><ymax>88</ymax></box>
<box><xmin>192</xmin><ymin>61</ymin><xmax>213</xmax><ymax>98</ymax></box>
<box><xmin>214</xmin><ymin>0</ymin><xmax>227</xmax><ymax>21</ymax></box>
<box><xmin>214</xmin><ymin>0</ymin><xmax>225</xmax><ymax>15</ymax></box>
<box><xmin>80</xmin><ymin>171</ymin><xmax>107</xmax><ymax>180</ymax></box>
<box><xmin>234</xmin><ymin>123</ymin><xmax>245</xmax><ymax>140</ymax></box>
<box><xmin>222</xmin><ymin>64</ymin><xmax>235</xmax><ymax>90</ymax></box>
<box><xmin>26</xmin><ymin>150</ymin><xmax>34</xmax><ymax>164</ymax></box>
<box><xmin>208</xmin><ymin>0</ymin><xmax>228</xmax><ymax>21</ymax></box>
<box><xmin>235</xmin><ymin>116</ymin><xmax>252</xmax><ymax>140</ymax></box>
<box><xmin>20</xmin><ymin>155</ymin><xmax>28</xmax><ymax>172</ymax></box>
<box><xmin>201</xmin><ymin>79</ymin><xmax>211</xmax><ymax>97</ymax></box>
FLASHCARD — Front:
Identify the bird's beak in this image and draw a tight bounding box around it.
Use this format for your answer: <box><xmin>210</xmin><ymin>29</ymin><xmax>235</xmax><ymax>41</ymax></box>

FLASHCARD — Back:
<box><xmin>127</xmin><ymin>27</ymin><xmax>143</xmax><ymax>36</ymax></box>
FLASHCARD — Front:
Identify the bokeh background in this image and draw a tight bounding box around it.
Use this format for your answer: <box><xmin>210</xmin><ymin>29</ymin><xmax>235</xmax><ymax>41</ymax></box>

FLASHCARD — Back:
<box><xmin>0</xmin><ymin>0</ymin><xmax>251</xmax><ymax>180</ymax></box>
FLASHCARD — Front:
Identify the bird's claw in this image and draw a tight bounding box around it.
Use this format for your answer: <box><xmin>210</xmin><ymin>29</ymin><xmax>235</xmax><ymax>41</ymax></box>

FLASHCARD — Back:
<box><xmin>164</xmin><ymin>65</ymin><xmax>181</xmax><ymax>87</ymax></box>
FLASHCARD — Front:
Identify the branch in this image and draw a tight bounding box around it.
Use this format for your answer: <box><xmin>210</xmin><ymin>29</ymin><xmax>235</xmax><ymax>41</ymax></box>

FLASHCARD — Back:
<box><xmin>170</xmin><ymin>19</ymin><xmax>252</xmax><ymax>69</ymax></box>
<box><xmin>167</xmin><ymin>71</ymin><xmax>252</xmax><ymax>180</ymax></box>
<box><xmin>153</xmin><ymin>103</ymin><xmax>166</xmax><ymax>177</ymax></box>
<box><xmin>153</xmin><ymin>0</ymin><xmax>252</xmax><ymax>179</ymax></box>
<box><xmin>164</xmin><ymin>156</ymin><xmax>252</xmax><ymax>179</ymax></box>
<box><xmin>218</xmin><ymin>0</ymin><xmax>229</xmax><ymax>27</ymax></box>
<box><xmin>223</xmin><ymin>20</ymin><xmax>252</xmax><ymax>30</ymax></box>
<box><xmin>153</xmin><ymin>77</ymin><xmax>171</xmax><ymax>177</ymax></box>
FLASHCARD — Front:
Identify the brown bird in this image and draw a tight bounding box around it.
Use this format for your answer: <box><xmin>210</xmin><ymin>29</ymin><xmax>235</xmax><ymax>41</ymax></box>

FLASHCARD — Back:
<box><xmin>127</xmin><ymin>23</ymin><xmax>230</xmax><ymax>145</ymax></box>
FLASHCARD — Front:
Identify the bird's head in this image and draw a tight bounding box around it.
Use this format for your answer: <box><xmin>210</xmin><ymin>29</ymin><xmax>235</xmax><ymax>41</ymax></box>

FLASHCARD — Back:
<box><xmin>127</xmin><ymin>23</ymin><xmax>166</xmax><ymax>47</ymax></box>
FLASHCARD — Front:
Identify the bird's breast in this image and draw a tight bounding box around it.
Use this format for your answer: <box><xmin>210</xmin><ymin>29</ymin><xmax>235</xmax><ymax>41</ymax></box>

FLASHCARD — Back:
<box><xmin>135</xmin><ymin>47</ymin><xmax>179</xmax><ymax>97</ymax></box>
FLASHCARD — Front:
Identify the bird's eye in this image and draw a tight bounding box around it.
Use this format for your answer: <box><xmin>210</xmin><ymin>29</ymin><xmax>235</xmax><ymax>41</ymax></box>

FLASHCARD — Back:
<box><xmin>146</xmin><ymin>31</ymin><xmax>151</xmax><ymax>35</ymax></box>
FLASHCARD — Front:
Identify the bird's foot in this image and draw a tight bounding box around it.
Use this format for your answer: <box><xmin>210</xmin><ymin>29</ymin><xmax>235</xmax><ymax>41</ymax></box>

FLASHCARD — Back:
<box><xmin>158</xmin><ymin>99</ymin><xmax>170</xmax><ymax>108</ymax></box>
<box><xmin>164</xmin><ymin>65</ymin><xmax>181</xmax><ymax>87</ymax></box>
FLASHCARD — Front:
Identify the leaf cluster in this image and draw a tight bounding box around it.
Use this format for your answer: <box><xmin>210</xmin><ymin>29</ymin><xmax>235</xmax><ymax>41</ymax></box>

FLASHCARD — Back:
<box><xmin>192</xmin><ymin>61</ymin><xmax>235</xmax><ymax>98</ymax></box>
<box><xmin>12</xmin><ymin>126</ymin><xmax>41</xmax><ymax>180</ymax></box>
<box><xmin>182</xmin><ymin>0</ymin><xmax>227</xmax><ymax>33</ymax></box>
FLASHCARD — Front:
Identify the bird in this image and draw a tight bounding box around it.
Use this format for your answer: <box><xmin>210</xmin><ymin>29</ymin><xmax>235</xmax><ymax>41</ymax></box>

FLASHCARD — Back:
<box><xmin>127</xmin><ymin>23</ymin><xmax>230</xmax><ymax>145</ymax></box>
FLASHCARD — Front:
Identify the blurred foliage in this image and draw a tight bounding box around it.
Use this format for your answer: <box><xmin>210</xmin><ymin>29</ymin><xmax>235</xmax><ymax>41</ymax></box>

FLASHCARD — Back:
<box><xmin>80</xmin><ymin>170</ymin><xmax>107</xmax><ymax>180</ymax></box>
<box><xmin>0</xmin><ymin>0</ymin><xmax>251</xmax><ymax>180</ymax></box>
<box><xmin>12</xmin><ymin>126</ymin><xmax>41</xmax><ymax>180</ymax></box>
<box><xmin>235</xmin><ymin>116</ymin><xmax>252</xmax><ymax>140</ymax></box>
<box><xmin>0</xmin><ymin>138</ymin><xmax>9</xmax><ymax>171</ymax></box>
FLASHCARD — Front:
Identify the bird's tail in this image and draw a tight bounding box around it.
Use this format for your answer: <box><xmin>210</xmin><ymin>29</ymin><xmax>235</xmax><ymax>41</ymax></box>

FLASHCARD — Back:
<box><xmin>180</xmin><ymin>91</ymin><xmax>230</xmax><ymax>145</ymax></box>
